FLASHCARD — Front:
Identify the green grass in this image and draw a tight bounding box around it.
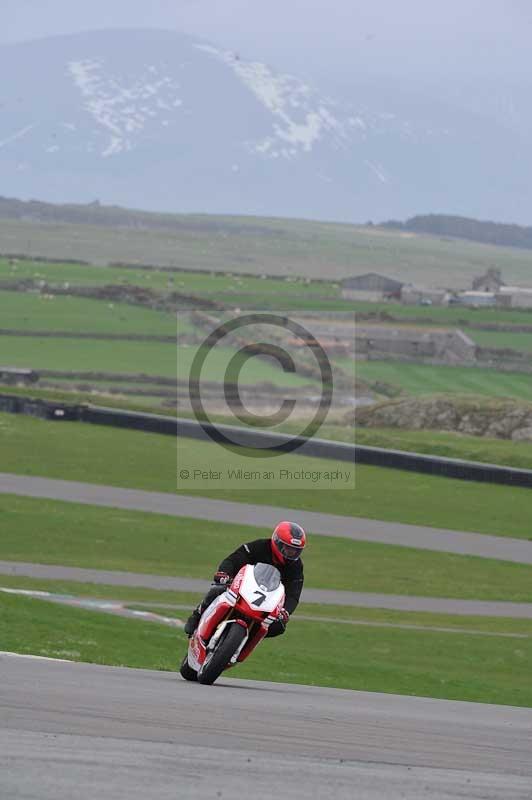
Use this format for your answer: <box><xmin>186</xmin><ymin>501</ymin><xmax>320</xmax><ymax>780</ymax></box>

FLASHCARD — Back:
<box><xmin>240</xmin><ymin>616</ymin><xmax>532</xmax><ymax>706</ymax></box>
<box><xmin>0</xmin><ymin>591</ymin><xmax>178</xmax><ymax>670</ymax></box>
<box><xmin>132</xmin><ymin>601</ymin><xmax>532</xmax><ymax>637</ymax></box>
<box><xmin>177</xmin><ymin>344</ymin><xmax>316</xmax><ymax>387</ymax></box>
<box><xmin>4</xmin><ymin>384</ymin><xmax>532</xmax><ymax>470</ymax></box>
<box><xmin>267</xmin><ymin>417</ymin><xmax>532</xmax><ymax>470</ymax></box>
<box><xmin>1</xmin><ymin>257</ymin><xmax>172</xmax><ymax>289</ymax></box>
<box><xmin>355</xmin><ymin>360</ymin><xmax>532</xmax><ymax>401</ymax></box>
<box><xmin>7</xmin><ymin>254</ymin><xmax>532</xmax><ymax>322</ymax></box>
<box><xmin>354</xmin><ymin>426</ymin><xmax>532</xmax><ymax>470</ymax></box>
<box><xmin>350</xmin><ymin>300</ymin><xmax>532</xmax><ymax>326</ymax></box>
<box><xmin>0</xmin><ymin>257</ymin><xmax>351</xmax><ymax>311</ymax></box>
<box><xmin>0</xmin><ymin>257</ymin><xmax>338</xmax><ymax>296</ymax></box>
<box><xmin>3</xmin><ymin>494</ymin><xmax>532</xmax><ymax>602</ymax></box>
<box><xmin>293</xmin><ymin>602</ymin><xmax>532</xmax><ymax>635</ymax></box>
<box><xmin>2</xmin><ymin>412</ymin><xmax>532</xmax><ymax>539</ymax></box>
<box><xmin>466</xmin><ymin>328</ymin><xmax>532</xmax><ymax>354</ymax></box>
<box><xmin>0</xmin><ymin>290</ymin><xmax>181</xmax><ymax>335</ymax></box>
<box><xmin>6</xmin><ymin>257</ymin><xmax>532</xmax><ymax>321</ymax></box>
<box><xmin>4</xmin><ymin>573</ymin><xmax>532</xmax><ymax>636</ymax></box>
<box><xmin>3</xmin><ymin>592</ymin><xmax>532</xmax><ymax>706</ymax></box>
<box><xmin>1</xmin><ymin>335</ymin><xmax>179</xmax><ymax>377</ymax></box>
<box><xmin>0</xmin><ymin>336</ymin><xmax>314</xmax><ymax>386</ymax></box>
<box><xmin>0</xmin><ymin>574</ymin><xmax>201</xmax><ymax>607</ymax></box>
<box><xmin>182</xmin><ymin>410</ymin><xmax>532</xmax><ymax>471</ymax></box>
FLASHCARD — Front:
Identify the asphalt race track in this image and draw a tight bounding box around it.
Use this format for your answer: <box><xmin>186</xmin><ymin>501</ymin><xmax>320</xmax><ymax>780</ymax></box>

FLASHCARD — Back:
<box><xmin>2</xmin><ymin>472</ymin><xmax>532</xmax><ymax>564</ymax></box>
<box><xmin>4</xmin><ymin>559</ymin><xmax>532</xmax><ymax>618</ymax></box>
<box><xmin>2</xmin><ymin>653</ymin><xmax>532</xmax><ymax>800</ymax></box>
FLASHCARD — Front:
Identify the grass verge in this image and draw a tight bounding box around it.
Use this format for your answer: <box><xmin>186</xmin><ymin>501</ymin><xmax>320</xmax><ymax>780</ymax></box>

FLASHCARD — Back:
<box><xmin>3</xmin><ymin>494</ymin><xmax>532</xmax><ymax>601</ymax></box>
<box><xmin>3</xmin><ymin>592</ymin><xmax>532</xmax><ymax>707</ymax></box>
<box><xmin>4</xmin><ymin>387</ymin><xmax>532</xmax><ymax>471</ymax></box>
<box><xmin>3</xmin><ymin>574</ymin><xmax>532</xmax><ymax>636</ymax></box>
<box><xmin>2</xmin><ymin>412</ymin><xmax>532</xmax><ymax>539</ymax></box>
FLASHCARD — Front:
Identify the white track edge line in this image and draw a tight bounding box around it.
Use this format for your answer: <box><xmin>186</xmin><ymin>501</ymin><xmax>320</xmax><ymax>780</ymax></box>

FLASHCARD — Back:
<box><xmin>0</xmin><ymin>651</ymin><xmax>73</xmax><ymax>663</ymax></box>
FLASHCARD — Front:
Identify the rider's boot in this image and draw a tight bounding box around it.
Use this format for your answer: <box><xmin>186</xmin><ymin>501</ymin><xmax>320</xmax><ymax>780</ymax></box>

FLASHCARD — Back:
<box><xmin>184</xmin><ymin>606</ymin><xmax>202</xmax><ymax>637</ymax></box>
<box><xmin>184</xmin><ymin>586</ymin><xmax>225</xmax><ymax>637</ymax></box>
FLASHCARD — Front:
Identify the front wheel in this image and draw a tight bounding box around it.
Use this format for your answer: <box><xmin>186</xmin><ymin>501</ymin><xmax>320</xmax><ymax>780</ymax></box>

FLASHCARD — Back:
<box><xmin>198</xmin><ymin>623</ymin><xmax>247</xmax><ymax>685</ymax></box>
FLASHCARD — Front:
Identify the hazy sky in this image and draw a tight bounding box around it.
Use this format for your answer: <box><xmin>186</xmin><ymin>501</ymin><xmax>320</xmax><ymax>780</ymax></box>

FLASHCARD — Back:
<box><xmin>2</xmin><ymin>0</ymin><xmax>532</xmax><ymax>84</ymax></box>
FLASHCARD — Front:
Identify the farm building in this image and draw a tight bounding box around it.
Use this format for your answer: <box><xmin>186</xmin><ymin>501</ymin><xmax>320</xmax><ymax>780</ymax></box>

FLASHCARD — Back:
<box><xmin>453</xmin><ymin>291</ymin><xmax>496</xmax><ymax>307</ymax></box>
<box><xmin>472</xmin><ymin>268</ymin><xmax>505</xmax><ymax>292</ymax></box>
<box><xmin>469</xmin><ymin>270</ymin><xmax>532</xmax><ymax>307</ymax></box>
<box><xmin>341</xmin><ymin>273</ymin><xmax>404</xmax><ymax>301</ymax></box>
<box><xmin>496</xmin><ymin>287</ymin><xmax>532</xmax><ymax>308</ymax></box>
<box><xmin>400</xmin><ymin>285</ymin><xmax>450</xmax><ymax>306</ymax></box>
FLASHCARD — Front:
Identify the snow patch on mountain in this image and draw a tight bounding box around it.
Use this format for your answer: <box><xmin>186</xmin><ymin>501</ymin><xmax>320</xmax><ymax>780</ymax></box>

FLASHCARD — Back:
<box><xmin>0</xmin><ymin>124</ymin><xmax>36</xmax><ymax>150</ymax></box>
<box><xmin>195</xmin><ymin>43</ymin><xmax>349</xmax><ymax>159</ymax></box>
<box><xmin>364</xmin><ymin>159</ymin><xmax>388</xmax><ymax>184</ymax></box>
<box><xmin>68</xmin><ymin>59</ymin><xmax>183</xmax><ymax>157</ymax></box>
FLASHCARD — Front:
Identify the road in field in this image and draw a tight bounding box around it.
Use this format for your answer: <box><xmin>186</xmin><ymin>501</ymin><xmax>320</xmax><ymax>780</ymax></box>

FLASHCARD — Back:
<box><xmin>2</xmin><ymin>654</ymin><xmax>531</xmax><ymax>800</ymax></box>
<box><xmin>3</xmin><ymin>559</ymin><xmax>532</xmax><ymax>617</ymax></box>
<box><xmin>1</xmin><ymin>472</ymin><xmax>531</xmax><ymax>564</ymax></box>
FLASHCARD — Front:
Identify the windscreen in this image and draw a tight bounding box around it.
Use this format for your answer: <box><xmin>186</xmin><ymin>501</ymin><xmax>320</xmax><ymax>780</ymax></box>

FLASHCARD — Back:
<box><xmin>253</xmin><ymin>563</ymin><xmax>281</xmax><ymax>591</ymax></box>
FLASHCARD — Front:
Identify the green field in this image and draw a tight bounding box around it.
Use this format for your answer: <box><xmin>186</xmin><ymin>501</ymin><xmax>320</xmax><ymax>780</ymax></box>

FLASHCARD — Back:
<box><xmin>355</xmin><ymin>360</ymin><xmax>532</xmax><ymax>401</ymax></box>
<box><xmin>3</xmin><ymin>216</ymin><xmax>532</xmax><ymax>288</ymax></box>
<box><xmin>0</xmin><ymin>290</ymin><xmax>180</xmax><ymax>335</ymax></box>
<box><xmin>1</xmin><ymin>335</ymin><xmax>315</xmax><ymax>386</ymax></box>
<box><xmin>2</xmin><ymin>412</ymin><xmax>532</xmax><ymax>539</ymax></box>
<box><xmin>1</xmin><ymin>335</ymin><xmax>178</xmax><ymax>376</ymax></box>
<box><xmin>6</xmin><ymin>255</ymin><xmax>532</xmax><ymax>325</ymax></box>
<box><xmin>350</xmin><ymin>299</ymin><xmax>532</xmax><ymax>326</ymax></box>
<box><xmin>1</xmin><ymin>257</ymin><xmax>337</xmax><ymax>297</ymax></box>
<box><xmin>5</xmin><ymin>254</ymin><xmax>532</xmax><ymax>322</ymax></box>
<box><xmin>3</xmin><ymin>493</ymin><xmax>532</xmax><ymax>601</ymax></box>
<box><xmin>3</xmin><ymin>592</ymin><xmax>532</xmax><ymax>706</ymax></box>
<box><xmin>466</xmin><ymin>328</ymin><xmax>532</xmax><ymax>353</ymax></box>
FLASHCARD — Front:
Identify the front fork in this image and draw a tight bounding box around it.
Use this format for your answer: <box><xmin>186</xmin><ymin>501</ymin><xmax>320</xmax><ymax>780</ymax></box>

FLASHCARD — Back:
<box><xmin>236</xmin><ymin>623</ymin><xmax>267</xmax><ymax>663</ymax></box>
<box><xmin>197</xmin><ymin>590</ymin><xmax>270</xmax><ymax>667</ymax></box>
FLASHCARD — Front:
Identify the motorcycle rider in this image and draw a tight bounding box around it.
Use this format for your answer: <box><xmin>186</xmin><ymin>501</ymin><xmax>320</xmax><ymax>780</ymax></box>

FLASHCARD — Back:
<box><xmin>184</xmin><ymin>521</ymin><xmax>306</xmax><ymax>638</ymax></box>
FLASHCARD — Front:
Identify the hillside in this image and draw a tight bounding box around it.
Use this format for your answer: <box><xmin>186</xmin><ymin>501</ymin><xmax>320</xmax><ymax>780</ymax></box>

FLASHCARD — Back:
<box><xmin>1</xmin><ymin>203</ymin><xmax>532</xmax><ymax>288</ymax></box>
<box><xmin>1</xmin><ymin>28</ymin><xmax>532</xmax><ymax>223</ymax></box>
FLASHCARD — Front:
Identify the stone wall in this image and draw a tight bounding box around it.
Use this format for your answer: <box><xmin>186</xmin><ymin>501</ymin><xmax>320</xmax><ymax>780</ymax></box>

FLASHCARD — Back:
<box><xmin>354</xmin><ymin>326</ymin><xmax>476</xmax><ymax>364</ymax></box>
<box><xmin>476</xmin><ymin>347</ymin><xmax>532</xmax><ymax>374</ymax></box>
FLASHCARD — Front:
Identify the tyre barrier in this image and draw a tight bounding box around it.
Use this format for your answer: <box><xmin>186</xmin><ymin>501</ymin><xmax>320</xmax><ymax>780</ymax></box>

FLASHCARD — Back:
<box><xmin>1</xmin><ymin>393</ymin><xmax>531</xmax><ymax>488</ymax></box>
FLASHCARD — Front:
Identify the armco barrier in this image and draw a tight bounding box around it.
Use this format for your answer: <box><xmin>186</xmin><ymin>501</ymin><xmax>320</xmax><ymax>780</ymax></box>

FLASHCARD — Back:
<box><xmin>1</xmin><ymin>393</ymin><xmax>532</xmax><ymax>488</ymax></box>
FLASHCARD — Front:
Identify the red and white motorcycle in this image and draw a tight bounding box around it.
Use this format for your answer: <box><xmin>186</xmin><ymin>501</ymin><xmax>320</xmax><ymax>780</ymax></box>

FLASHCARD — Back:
<box><xmin>179</xmin><ymin>563</ymin><xmax>285</xmax><ymax>685</ymax></box>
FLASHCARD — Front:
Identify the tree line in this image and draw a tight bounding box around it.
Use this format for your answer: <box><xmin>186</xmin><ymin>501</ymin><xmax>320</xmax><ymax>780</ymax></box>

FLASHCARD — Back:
<box><xmin>380</xmin><ymin>214</ymin><xmax>532</xmax><ymax>250</ymax></box>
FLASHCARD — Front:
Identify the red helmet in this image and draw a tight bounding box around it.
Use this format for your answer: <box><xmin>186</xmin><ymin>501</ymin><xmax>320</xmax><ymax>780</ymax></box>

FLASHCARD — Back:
<box><xmin>271</xmin><ymin>521</ymin><xmax>306</xmax><ymax>564</ymax></box>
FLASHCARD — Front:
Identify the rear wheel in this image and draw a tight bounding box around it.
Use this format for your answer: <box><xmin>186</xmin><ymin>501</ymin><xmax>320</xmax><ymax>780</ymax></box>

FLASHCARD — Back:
<box><xmin>179</xmin><ymin>654</ymin><xmax>198</xmax><ymax>682</ymax></box>
<box><xmin>198</xmin><ymin>623</ymin><xmax>247</xmax><ymax>685</ymax></box>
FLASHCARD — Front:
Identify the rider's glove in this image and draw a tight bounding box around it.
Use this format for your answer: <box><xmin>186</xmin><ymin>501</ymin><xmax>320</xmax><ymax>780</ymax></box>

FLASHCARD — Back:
<box><xmin>213</xmin><ymin>571</ymin><xmax>231</xmax><ymax>586</ymax></box>
<box><xmin>277</xmin><ymin>608</ymin><xmax>290</xmax><ymax>627</ymax></box>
